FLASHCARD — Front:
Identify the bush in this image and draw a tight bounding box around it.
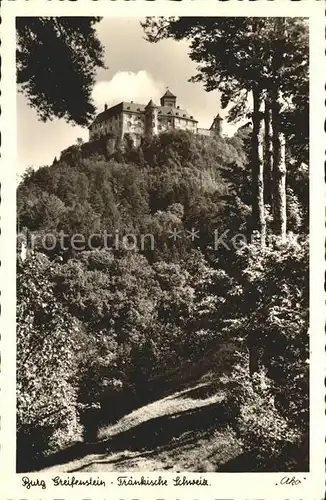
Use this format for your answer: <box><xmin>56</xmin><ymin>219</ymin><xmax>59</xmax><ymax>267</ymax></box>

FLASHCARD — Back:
<box><xmin>17</xmin><ymin>254</ymin><xmax>83</xmax><ymax>470</ymax></box>
<box><xmin>222</xmin><ymin>359</ymin><xmax>300</xmax><ymax>467</ymax></box>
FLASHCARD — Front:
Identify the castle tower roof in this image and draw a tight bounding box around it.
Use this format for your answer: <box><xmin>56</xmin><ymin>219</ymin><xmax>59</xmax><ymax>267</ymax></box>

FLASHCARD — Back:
<box><xmin>161</xmin><ymin>88</ymin><xmax>176</xmax><ymax>98</ymax></box>
<box><xmin>145</xmin><ymin>99</ymin><xmax>157</xmax><ymax>109</ymax></box>
<box><xmin>210</xmin><ymin>112</ymin><xmax>223</xmax><ymax>136</ymax></box>
<box><xmin>160</xmin><ymin>88</ymin><xmax>177</xmax><ymax>107</ymax></box>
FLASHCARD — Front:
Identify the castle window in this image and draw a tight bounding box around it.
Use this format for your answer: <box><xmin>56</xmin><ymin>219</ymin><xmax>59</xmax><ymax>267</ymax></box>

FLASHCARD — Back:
<box><xmin>127</xmin><ymin>121</ymin><xmax>132</xmax><ymax>127</ymax></box>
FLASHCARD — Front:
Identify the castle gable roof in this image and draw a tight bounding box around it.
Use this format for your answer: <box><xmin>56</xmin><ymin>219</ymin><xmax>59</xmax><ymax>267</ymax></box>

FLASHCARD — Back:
<box><xmin>122</xmin><ymin>102</ymin><xmax>146</xmax><ymax>113</ymax></box>
<box><xmin>161</xmin><ymin>89</ymin><xmax>176</xmax><ymax>98</ymax></box>
<box><xmin>158</xmin><ymin>105</ymin><xmax>197</xmax><ymax>122</ymax></box>
<box><xmin>92</xmin><ymin>102</ymin><xmax>146</xmax><ymax>124</ymax></box>
<box><xmin>145</xmin><ymin>99</ymin><xmax>156</xmax><ymax>109</ymax></box>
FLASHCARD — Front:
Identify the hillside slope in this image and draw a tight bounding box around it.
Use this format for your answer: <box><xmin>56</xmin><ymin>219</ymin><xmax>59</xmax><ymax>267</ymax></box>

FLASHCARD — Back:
<box><xmin>39</xmin><ymin>374</ymin><xmax>242</xmax><ymax>473</ymax></box>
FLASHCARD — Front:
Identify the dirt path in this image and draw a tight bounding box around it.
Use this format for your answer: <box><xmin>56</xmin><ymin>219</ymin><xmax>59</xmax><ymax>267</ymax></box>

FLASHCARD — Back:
<box><xmin>39</xmin><ymin>380</ymin><xmax>240</xmax><ymax>473</ymax></box>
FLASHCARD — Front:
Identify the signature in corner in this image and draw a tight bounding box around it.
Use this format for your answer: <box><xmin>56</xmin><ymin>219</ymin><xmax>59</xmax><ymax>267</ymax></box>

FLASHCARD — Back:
<box><xmin>277</xmin><ymin>476</ymin><xmax>306</xmax><ymax>486</ymax></box>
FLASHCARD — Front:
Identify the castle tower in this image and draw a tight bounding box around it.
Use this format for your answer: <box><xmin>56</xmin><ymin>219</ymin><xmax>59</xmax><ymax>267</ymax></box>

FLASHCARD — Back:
<box><xmin>160</xmin><ymin>88</ymin><xmax>177</xmax><ymax>108</ymax></box>
<box><xmin>144</xmin><ymin>99</ymin><xmax>158</xmax><ymax>137</ymax></box>
<box><xmin>210</xmin><ymin>113</ymin><xmax>223</xmax><ymax>137</ymax></box>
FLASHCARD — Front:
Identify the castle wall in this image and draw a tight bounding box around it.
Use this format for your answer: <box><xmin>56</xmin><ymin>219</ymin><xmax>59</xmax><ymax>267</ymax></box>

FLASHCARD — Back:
<box><xmin>197</xmin><ymin>128</ymin><xmax>212</xmax><ymax>137</ymax></box>
<box><xmin>157</xmin><ymin>116</ymin><xmax>197</xmax><ymax>134</ymax></box>
<box><xmin>157</xmin><ymin>116</ymin><xmax>174</xmax><ymax>133</ymax></box>
<box><xmin>90</xmin><ymin>114</ymin><xmax>123</xmax><ymax>140</ymax></box>
<box><xmin>89</xmin><ymin>98</ymin><xmax>219</xmax><ymax>143</ymax></box>
<box><xmin>122</xmin><ymin>111</ymin><xmax>145</xmax><ymax>135</ymax></box>
<box><xmin>90</xmin><ymin>113</ymin><xmax>199</xmax><ymax>141</ymax></box>
<box><xmin>178</xmin><ymin>117</ymin><xmax>197</xmax><ymax>133</ymax></box>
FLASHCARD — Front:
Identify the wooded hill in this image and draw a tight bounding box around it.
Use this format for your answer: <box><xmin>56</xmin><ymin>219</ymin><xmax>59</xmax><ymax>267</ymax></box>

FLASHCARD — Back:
<box><xmin>17</xmin><ymin>128</ymin><xmax>309</xmax><ymax>472</ymax></box>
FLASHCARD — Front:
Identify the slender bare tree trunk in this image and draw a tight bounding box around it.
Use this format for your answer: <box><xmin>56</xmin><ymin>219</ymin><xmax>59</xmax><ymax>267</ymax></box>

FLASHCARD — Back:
<box><xmin>275</xmin><ymin>131</ymin><xmax>287</xmax><ymax>241</ymax></box>
<box><xmin>271</xmin><ymin>95</ymin><xmax>287</xmax><ymax>241</ymax></box>
<box><xmin>251</xmin><ymin>86</ymin><xmax>266</xmax><ymax>249</ymax></box>
<box><xmin>264</xmin><ymin>98</ymin><xmax>273</xmax><ymax>208</ymax></box>
<box><xmin>271</xmin><ymin>18</ymin><xmax>287</xmax><ymax>242</ymax></box>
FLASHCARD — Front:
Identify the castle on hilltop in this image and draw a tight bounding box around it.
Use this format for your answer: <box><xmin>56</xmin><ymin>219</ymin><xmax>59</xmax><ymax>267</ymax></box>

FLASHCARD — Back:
<box><xmin>89</xmin><ymin>89</ymin><xmax>223</xmax><ymax>146</ymax></box>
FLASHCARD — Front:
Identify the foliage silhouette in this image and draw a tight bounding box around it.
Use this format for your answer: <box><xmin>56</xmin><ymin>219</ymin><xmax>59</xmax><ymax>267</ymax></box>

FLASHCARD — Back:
<box><xmin>17</xmin><ymin>17</ymin><xmax>105</xmax><ymax>125</ymax></box>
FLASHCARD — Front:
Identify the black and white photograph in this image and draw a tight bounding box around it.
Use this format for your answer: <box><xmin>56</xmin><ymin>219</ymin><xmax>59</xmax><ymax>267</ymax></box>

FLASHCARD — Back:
<box><xmin>15</xmin><ymin>14</ymin><xmax>311</xmax><ymax>474</ymax></box>
<box><xmin>0</xmin><ymin>2</ymin><xmax>324</xmax><ymax>498</ymax></box>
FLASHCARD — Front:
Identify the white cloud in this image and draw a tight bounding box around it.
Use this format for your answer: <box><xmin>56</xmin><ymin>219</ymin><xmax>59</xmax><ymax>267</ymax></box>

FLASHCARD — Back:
<box><xmin>92</xmin><ymin>70</ymin><xmax>164</xmax><ymax>111</ymax></box>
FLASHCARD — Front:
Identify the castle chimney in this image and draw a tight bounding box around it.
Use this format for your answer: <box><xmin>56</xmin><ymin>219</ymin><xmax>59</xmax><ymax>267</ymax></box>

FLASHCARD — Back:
<box><xmin>104</xmin><ymin>103</ymin><xmax>108</xmax><ymax>111</ymax></box>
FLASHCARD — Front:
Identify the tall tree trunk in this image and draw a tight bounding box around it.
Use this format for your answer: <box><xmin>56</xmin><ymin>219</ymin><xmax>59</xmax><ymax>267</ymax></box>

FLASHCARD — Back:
<box><xmin>271</xmin><ymin>18</ymin><xmax>287</xmax><ymax>242</ymax></box>
<box><xmin>249</xmin><ymin>343</ymin><xmax>259</xmax><ymax>377</ymax></box>
<box><xmin>271</xmin><ymin>93</ymin><xmax>287</xmax><ymax>241</ymax></box>
<box><xmin>248</xmin><ymin>88</ymin><xmax>266</xmax><ymax>377</ymax></box>
<box><xmin>251</xmin><ymin>87</ymin><xmax>266</xmax><ymax>248</ymax></box>
<box><xmin>274</xmin><ymin>131</ymin><xmax>287</xmax><ymax>241</ymax></box>
<box><xmin>264</xmin><ymin>98</ymin><xmax>273</xmax><ymax>208</ymax></box>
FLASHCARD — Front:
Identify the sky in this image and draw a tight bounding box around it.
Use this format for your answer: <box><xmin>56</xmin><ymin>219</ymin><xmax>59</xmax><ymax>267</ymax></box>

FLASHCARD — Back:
<box><xmin>17</xmin><ymin>17</ymin><xmax>236</xmax><ymax>175</ymax></box>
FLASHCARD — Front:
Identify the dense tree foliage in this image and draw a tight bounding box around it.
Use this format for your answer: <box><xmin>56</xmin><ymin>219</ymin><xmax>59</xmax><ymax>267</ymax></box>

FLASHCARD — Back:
<box><xmin>17</xmin><ymin>253</ymin><xmax>84</xmax><ymax>470</ymax></box>
<box><xmin>17</xmin><ymin>16</ymin><xmax>309</xmax><ymax>473</ymax></box>
<box><xmin>17</xmin><ymin>127</ymin><xmax>309</xmax><ymax>471</ymax></box>
<box><xmin>18</xmin><ymin>131</ymin><xmax>244</xmax><ymax>257</ymax></box>
<box><xmin>142</xmin><ymin>17</ymin><xmax>308</xmax><ymax>242</ymax></box>
<box><xmin>16</xmin><ymin>17</ymin><xmax>105</xmax><ymax>125</ymax></box>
